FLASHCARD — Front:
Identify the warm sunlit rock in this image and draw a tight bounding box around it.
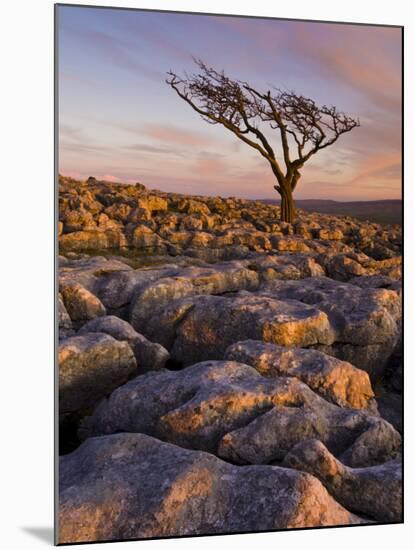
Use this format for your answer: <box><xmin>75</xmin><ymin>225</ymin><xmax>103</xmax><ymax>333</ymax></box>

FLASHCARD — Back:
<box><xmin>283</xmin><ymin>439</ymin><xmax>402</xmax><ymax>522</ymax></box>
<box><xmin>224</xmin><ymin>340</ymin><xmax>376</xmax><ymax>409</ymax></box>
<box><xmin>59</xmin><ymin>433</ymin><xmax>364</xmax><ymax>543</ymax></box>
<box><xmin>59</xmin><ymin>333</ymin><xmax>137</xmax><ymax>415</ymax></box>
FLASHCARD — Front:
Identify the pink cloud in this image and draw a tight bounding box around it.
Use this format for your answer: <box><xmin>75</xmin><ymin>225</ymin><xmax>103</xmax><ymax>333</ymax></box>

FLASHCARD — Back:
<box><xmin>290</xmin><ymin>23</ymin><xmax>401</xmax><ymax>112</ymax></box>
<box><xmin>142</xmin><ymin>124</ymin><xmax>214</xmax><ymax>147</ymax></box>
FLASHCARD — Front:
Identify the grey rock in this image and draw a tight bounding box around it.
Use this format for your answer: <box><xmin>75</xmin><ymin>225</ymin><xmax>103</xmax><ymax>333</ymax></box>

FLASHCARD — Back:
<box><xmin>224</xmin><ymin>340</ymin><xmax>376</xmax><ymax>410</ymax></box>
<box><xmin>58</xmin><ymin>433</ymin><xmax>364</xmax><ymax>543</ymax></box>
<box><xmin>59</xmin><ymin>255</ymin><xmax>131</xmax><ymax>291</ymax></box>
<box><xmin>167</xmin><ymin>294</ymin><xmax>334</xmax><ymax>366</ymax></box>
<box><xmin>78</xmin><ymin>316</ymin><xmax>170</xmax><ymax>372</ymax></box>
<box><xmin>218</xmin><ymin>382</ymin><xmax>400</xmax><ymax>467</ymax></box>
<box><xmin>60</xmin><ymin>283</ymin><xmax>106</xmax><ymax>324</ymax></box>
<box><xmin>80</xmin><ymin>361</ymin><xmax>400</xmax><ymax>467</ymax></box>
<box><xmin>129</xmin><ymin>262</ymin><xmax>259</xmax><ymax>333</ymax></box>
<box><xmin>58</xmin><ymin>293</ymin><xmax>73</xmax><ymax>338</ymax></box>
<box><xmin>259</xmin><ymin>277</ymin><xmax>401</xmax><ymax>377</ymax></box>
<box><xmin>59</xmin><ymin>333</ymin><xmax>137</xmax><ymax>415</ymax></box>
<box><xmin>92</xmin><ymin>266</ymin><xmax>179</xmax><ymax>310</ymax></box>
<box><xmin>246</xmin><ymin>253</ymin><xmax>325</xmax><ymax>281</ymax></box>
<box><xmin>283</xmin><ymin>439</ymin><xmax>401</xmax><ymax>522</ymax></box>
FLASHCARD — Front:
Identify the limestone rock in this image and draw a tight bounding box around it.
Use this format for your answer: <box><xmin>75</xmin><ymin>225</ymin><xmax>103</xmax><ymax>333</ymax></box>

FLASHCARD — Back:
<box><xmin>59</xmin><ymin>229</ymin><xmax>127</xmax><ymax>252</ymax></box>
<box><xmin>318</xmin><ymin>228</ymin><xmax>344</xmax><ymax>241</ymax></box>
<box><xmin>283</xmin><ymin>439</ymin><xmax>401</xmax><ymax>522</ymax></box>
<box><xmin>59</xmin><ymin>333</ymin><xmax>137</xmax><ymax>415</ymax></box>
<box><xmin>129</xmin><ymin>262</ymin><xmax>259</xmax><ymax>333</ymax></box>
<box><xmin>224</xmin><ymin>340</ymin><xmax>375</xmax><ymax>409</ymax></box>
<box><xmin>259</xmin><ymin>277</ymin><xmax>401</xmax><ymax>377</ymax></box>
<box><xmin>80</xmin><ymin>360</ymin><xmax>400</xmax><ymax>467</ymax></box>
<box><xmin>167</xmin><ymin>294</ymin><xmax>334</xmax><ymax>366</ymax></box>
<box><xmin>247</xmin><ymin>254</ymin><xmax>325</xmax><ymax>281</ymax></box>
<box><xmin>61</xmin><ymin>283</ymin><xmax>106</xmax><ymax>323</ymax></box>
<box><xmin>270</xmin><ymin>236</ymin><xmax>312</xmax><ymax>252</ymax></box>
<box><xmin>78</xmin><ymin>316</ymin><xmax>170</xmax><ymax>372</ymax></box>
<box><xmin>58</xmin><ymin>293</ymin><xmax>73</xmax><ymax>338</ymax></box>
<box><xmin>218</xmin><ymin>381</ymin><xmax>400</xmax><ymax>467</ymax></box>
<box><xmin>91</xmin><ymin>266</ymin><xmax>179</xmax><ymax>311</ymax></box>
<box><xmin>59</xmin><ymin>433</ymin><xmax>363</xmax><ymax>543</ymax></box>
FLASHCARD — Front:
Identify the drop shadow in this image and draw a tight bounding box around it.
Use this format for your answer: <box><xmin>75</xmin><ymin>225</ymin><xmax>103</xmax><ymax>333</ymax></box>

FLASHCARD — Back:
<box><xmin>21</xmin><ymin>526</ymin><xmax>54</xmax><ymax>545</ymax></box>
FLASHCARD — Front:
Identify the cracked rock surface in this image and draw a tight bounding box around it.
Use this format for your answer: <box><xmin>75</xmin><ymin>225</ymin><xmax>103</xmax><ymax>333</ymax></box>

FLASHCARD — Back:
<box><xmin>58</xmin><ymin>176</ymin><xmax>402</xmax><ymax>536</ymax></box>
<box><xmin>59</xmin><ymin>433</ymin><xmax>365</xmax><ymax>544</ymax></box>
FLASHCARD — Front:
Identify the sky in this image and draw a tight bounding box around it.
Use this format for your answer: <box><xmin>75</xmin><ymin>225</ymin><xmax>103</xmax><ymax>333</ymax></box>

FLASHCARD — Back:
<box><xmin>57</xmin><ymin>5</ymin><xmax>402</xmax><ymax>201</ymax></box>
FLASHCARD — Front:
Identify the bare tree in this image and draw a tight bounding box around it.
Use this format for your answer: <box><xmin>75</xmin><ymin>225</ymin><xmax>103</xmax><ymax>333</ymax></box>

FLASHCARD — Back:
<box><xmin>166</xmin><ymin>59</ymin><xmax>360</xmax><ymax>222</ymax></box>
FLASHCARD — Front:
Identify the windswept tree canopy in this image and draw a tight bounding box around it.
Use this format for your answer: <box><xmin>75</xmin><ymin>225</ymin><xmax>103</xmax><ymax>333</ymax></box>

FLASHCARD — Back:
<box><xmin>166</xmin><ymin>59</ymin><xmax>360</xmax><ymax>222</ymax></box>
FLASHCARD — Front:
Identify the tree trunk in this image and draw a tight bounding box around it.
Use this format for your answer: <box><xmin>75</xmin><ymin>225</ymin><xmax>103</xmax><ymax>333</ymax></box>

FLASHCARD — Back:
<box><xmin>280</xmin><ymin>187</ymin><xmax>295</xmax><ymax>223</ymax></box>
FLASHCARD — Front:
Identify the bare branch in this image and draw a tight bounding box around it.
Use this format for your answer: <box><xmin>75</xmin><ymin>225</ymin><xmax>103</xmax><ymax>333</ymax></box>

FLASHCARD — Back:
<box><xmin>166</xmin><ymin>59</ymin><xmax>360</xmax><ymax>194</ymax></box>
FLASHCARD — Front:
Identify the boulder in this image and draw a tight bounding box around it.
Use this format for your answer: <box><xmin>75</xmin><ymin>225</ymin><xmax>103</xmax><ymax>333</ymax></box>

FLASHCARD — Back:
<box><xmin>59</xmin><ymin>433</ymin><xmax>363</xmax><ymax>544</ymax></box>
<box><xmin>224</xmin><ymin>340</ymin><xmax>375</xmax><ymax>409</ymax></box>
<box><xmin>78</xmin><ymin>316</ymin><xmax>170</xmax><ymax>372</ymax></box>
<box><xmin>58</xmin><ymin>293</ymin><xmax>73</xmax><ymax>338</ymax></box>
<box><xmin>59</xmin><ymin>229</ymin><xmax>127</xmax><ymax>252</ymax></box>
<box><xmin>318</xmin><ymin>228</ymin><xmax>344</xmax><ymax>241</ymax></box>
<box><xmin>59</xmin><ymin>333</ymin><xmax>137</xmax><ymax>415</ymax></box>
<box><xmin>147</xmin><ymin>195</ymin><xmax>168</xmax><ymax>212</ymax></box>
<box><xmin>59</xmin><ymin>255</ymin><xmax>132</xmax><ymax>291</ymax></box>
<box><xmin>166</xmin><ymin>294</ymin><xmax>334</xmax><ymax>366</ymax></box>
<box><xmin>130</xmin><ymin>226</ymin><xmax>166</xmax><ymax>251</ymax></box>
<box><xmin>61</xmin><ymin>283</ymin><xmax>106</xmax><ymax>324</ymax></box>
<box><xmin>80</xmin><ymin>360</ymin><xmax>400</xmax><ymax>467</ymax></box>
<box><xmin>218</xmin><ymin>381</ymin><xmax>400</xmax><ymax>467</ymax></box>
<box><xmin>259</xmin><ymin>277</ymin><xmax>401</xmax><ymax>377</ymax></box>
<box><xmin>247</xmin><ymin>254</ymin><xmax>325</xmax><ymax>281</ymax></box>
<box><xmin>270</xmin><ymin>236</ymin><xmax>312</xmax><ymax>252</ymax></box>
<box><xmin>91</xmin><ymin>266</ymin><xmax>179</xmax><ymax>311</ymax></box>
<box><xmin>129</xmin><ymin>262</ymin><xmax>259</xmax><ymax>333</ymax></box>
<box><xmin>283</xmin><ymin>439</ymin><xmax>401</xmax><ymax>522</ymax></box>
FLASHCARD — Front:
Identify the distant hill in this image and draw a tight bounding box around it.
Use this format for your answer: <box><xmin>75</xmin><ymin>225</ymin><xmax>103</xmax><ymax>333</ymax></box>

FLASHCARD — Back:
<box><xmin>260</xmin><ymin>199</ymin><xmax>402</xmax><ymax>226</ymax></box>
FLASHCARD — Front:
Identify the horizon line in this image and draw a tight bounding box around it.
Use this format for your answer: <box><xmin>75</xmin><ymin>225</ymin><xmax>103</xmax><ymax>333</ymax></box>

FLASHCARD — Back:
<box><xmin>58</xmin><ymin>173</ymin><xmax>402</xmax><ymax>203</ymax></box>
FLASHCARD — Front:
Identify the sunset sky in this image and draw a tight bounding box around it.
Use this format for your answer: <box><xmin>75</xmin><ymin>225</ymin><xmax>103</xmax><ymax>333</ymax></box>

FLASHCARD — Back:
<box><xmin>57</xmin><ymin>5</ymin><xmax>402</xmax><ymax>201</ymax></box>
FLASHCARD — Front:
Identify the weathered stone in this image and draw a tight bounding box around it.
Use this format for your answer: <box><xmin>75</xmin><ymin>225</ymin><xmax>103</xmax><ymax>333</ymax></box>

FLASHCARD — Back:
<box><xmin>91</xmin><ymin>266</ymin><xmax>179</xmax><ymax>311</ymax></box>
<box><xmin>147</xmin><ymin>195</ymin><xmax>168</xmax><ymax>212</ymax></box>
<box><xmin>61</xmin><ymin>283</ymin><xmax>106</xmax><ymax>323</ymax></box>
<box><xmin>81</xmin><ymin>360</ymin><xmax>399</xmax><ymax>467</ymax></box>
<box><xmin>129</xmin><ymin>262</ymin><xmax>259</xmax><ymax>334</ymax></box>
<box><xmin>377</xmin><ymin>392</ymin><xmax>403</xmax><ymax>433</ymax></box>
<box><xmin>318</xmin><ymin>253</ymin><xmax>368</xmax><ymax>281</ymax></box>
<box><xmin>349</xmin><ymin>274</ymin><xmax>401</xmax><ymax>293</ymax></box>
<box><xmin>130</xmin><ymin>226</ymin><xmax>166</xmax><ymax>250</ymax></box>
<box><xmin>59</xmin><ymin>255</ymin><xmax>132</xmax><ymax>290</ymax></box>
<box><xmin>318</xmin><ymin>228</ymin><xmax>344</xmax><ymax>241</ymax></box>
<box><xmin>224</xmin><ymin>340</ymin><xmax>375</xmax><ymax>409</ymax></box>
<box><xmin>104</xmin><ymin>203</ymin><xmax>132</xmax><ymax>223</ymax></box>
<box><xmin>259</xmin><ymin>277</ymin><xmax>401</xmax><ymax>377</ymax></box>
<box><xmin>62</xmin><ymin>209</ymin><xmax>96</xmax><ymax>233</ymax></box>
<box><xmin>176</xmin><ymin>198</ymin><xmax>211</xmax><ymax>215</ymax></box>
<box><xmin>59</xmin><ymin>229</ymin><xmax>127</xmax><ymax>252</ymax></box>
<box><xmin>270</xmin><ymin>236</ymin><xmax>311</xmax><ymax>252</ymax></box>
<box><xmin>59</xmin><ymin>433</ymin><xmax>363</xmax><ymax>543</ymax></box>
<box><xmin>247</xmin><ymin>254</ymin><xmax>325</xmax><ymax>281</ymax></box>
<box><xmin>283</xmin><ymin>439</ymin><xmax>401</xmax><ymax>522</ymax></box>
<box><xmin>58</xmin><ymin>293</ymin><xmax>73</xmax><ymax>338</ymax></box>
<box><xmin>59</xmin><ymin>333</ymin><xmax>137</xmax><ymax>415</ymax></box>
<box><xmin>218</xmin><ymin>378</ymin><xmax>400</xmax><ymax>467</ymax></box>
<box><xmin>166</xmin><ymin>294</ymin><xmax>334</xmax><ymax>366</ymax></box>
<box><xmin>127</xmin><ymin>206</ymin><xmax>152</xmax><ymax>223</ymax></box>
<box><xmin>78</xmin><ymin>316</ymin><xmax>170</xmax><ymax>372</ymax></box>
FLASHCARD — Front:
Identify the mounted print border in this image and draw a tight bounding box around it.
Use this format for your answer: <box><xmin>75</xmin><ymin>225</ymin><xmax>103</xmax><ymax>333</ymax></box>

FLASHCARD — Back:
<box><xmin>55</xmin><ymin>3</ymin><xmax>404</xmax><ymax>545</ymax></box>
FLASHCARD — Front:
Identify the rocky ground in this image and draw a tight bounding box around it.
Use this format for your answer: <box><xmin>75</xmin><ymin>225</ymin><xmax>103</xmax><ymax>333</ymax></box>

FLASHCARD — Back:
<box><xmin>58</xmin><ymin>175</ymin><xmax>403</xmax><ymax>543</ymax></box>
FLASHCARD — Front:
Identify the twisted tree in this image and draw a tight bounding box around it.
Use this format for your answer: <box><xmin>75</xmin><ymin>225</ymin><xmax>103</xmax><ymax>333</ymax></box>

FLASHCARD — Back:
<box><xmin>166</xmin><ymin>59</ymin><xmax>360</xmax><ymax>222</ymax></box>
